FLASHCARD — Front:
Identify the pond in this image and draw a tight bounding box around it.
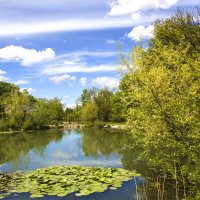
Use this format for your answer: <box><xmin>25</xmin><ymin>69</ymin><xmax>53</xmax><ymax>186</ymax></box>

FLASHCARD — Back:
<box><xmin>0</xmin><ymin>128</ymin><xmax>158</xmax><ymax>200</ymax></box>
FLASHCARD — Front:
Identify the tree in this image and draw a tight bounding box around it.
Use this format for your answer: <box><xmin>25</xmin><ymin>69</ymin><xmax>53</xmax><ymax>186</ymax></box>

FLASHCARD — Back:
<box><xmin>81</xmin><ymin>88</ymin><xmax>98</xmax><ymax>106</ymax></box>
<box><xmin>120</xmin><ymin>10</ymin><xmax>199</xmax><ymax>139</ymax></box>
<box><xmin>4</xmin><ymin>90</ymin><xmax>35</xmax><ymax>129</ymax></box>
<box><xmin>119</xmin><ymin>10</ymin><xmax>200</xmax><ymax>198</ymax></box>
<box><xmin>81</xmin><ymin>102</ymin><xmax>98</xmax><ymax>122</ymax></box>
<box><xmin>95</xmin><ymin>89</ymin><xmax>113</xmax><ymax>121</ymax></box>
<box><xmin>0</xmin><ymin>82</ymin><xmax>19</xmax><ymax>121</ymax></box>
<box><xmin>32</xmin><ymin>98</ymin><xmax>49</xmax><ymax>128</ymax></box>
<box><xmin>111</xmin><ymin>91</ymin><xmax>126</xmax><ymax>122</ymax></box>
<box><xmin>47</xmin><ymin>98</ymin><xmax>64</xmax><ymax>125</ymax></box>
<box><xmin>64</xmin><ymin>107</ymin><xmax>74</xmax><ymax>123</ymax></box>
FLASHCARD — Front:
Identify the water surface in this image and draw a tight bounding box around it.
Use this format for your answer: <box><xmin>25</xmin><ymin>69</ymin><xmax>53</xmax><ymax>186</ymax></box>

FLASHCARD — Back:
<box><xmin>0</xmin><ymin>128</ymin><xmax>146</xmax><ymax>200</ymax></box>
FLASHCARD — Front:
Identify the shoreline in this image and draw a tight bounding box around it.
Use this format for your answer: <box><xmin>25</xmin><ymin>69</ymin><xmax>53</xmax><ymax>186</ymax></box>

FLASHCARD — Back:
<box><xmin>0</xmin><ymin>122</ymin><xmax>128</xmax><ymax>134</ymax></box>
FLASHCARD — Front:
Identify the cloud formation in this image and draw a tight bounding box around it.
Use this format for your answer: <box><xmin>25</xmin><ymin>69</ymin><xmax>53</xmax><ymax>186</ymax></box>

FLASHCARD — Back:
<box><xmin>36</xmin><ymin>50</ymin><xmax>117</xmax><ymax>76</ymax></box>
<box><xmin>0</xmin><ymin>45</ymin><xmax>55</xmax><ymax>66</ymax></box>
<box><xmin>79</xmin><ymin>77</ymin><xmax>87</xmax><ymax>86</ymax></box>
<box><xmin>14</xmin><ymin>80</ymin><xmax>30</xmax><ymax>85</ymax></box>
<box><xmin>92</xmin><ymin>76</ymin><xmax>119</xmax><ymax>89</ymax></box>
<box><xmin>0</xmin><ymin>75</ymin><xmax>10</xmax><ymax>82</ymax></box>
<box><xmin>20</xmin><ymin>87</ymin><xmax>37</xmax><ymax>93</ymax></box>
<box><xmin>0</xmin><ymin>69</ymin><xmax>10</xmax><ymax>82</ymax></box>
<box><xmin>51</xmin><ymin>150</ymin><xmax>78</xmax><ymax>160</ymax></box>
<box><xmin>0</xmin><ymin>19</ymin><xmax>135</xmax><ymax>36</ymax></box>
<box><xmin>109</xmin><ymin>0</ymin><xmax>178</xmax><ymax>16</ymax></box>
<box><xmin>49</xmin><ymin>74</ymin><xmax>76</xmax><ymax>84</ymax></box>
<box><xmin>42</xmin><ymin>63</ymin><xmax>116</xmax><ymax>75</ymax></box>
<box><xmin>127</xmin><ymin>25</ymin><xmax>154</xmax><ymax>41</ymax></box>
<box><xmin>0</xmin><ymin>69</ymin><xmax>6</xmax><ymax>75</ymax></box>
<box><xmin>0</xmin><ymin>0</ymin><xmax>198</xmax><ymax>36</ymax></box>
<box><xmin>106</xmin><ymin>40</ymin><xmax>116</xmax><ymax>44</ymax></box>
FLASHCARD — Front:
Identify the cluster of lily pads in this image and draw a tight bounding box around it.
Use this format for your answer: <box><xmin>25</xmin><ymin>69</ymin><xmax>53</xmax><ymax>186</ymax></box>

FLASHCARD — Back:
<box><xmin>0</xmin><ymin>165</ymin><xmax>140</xmax><ymax>199</ymax></box>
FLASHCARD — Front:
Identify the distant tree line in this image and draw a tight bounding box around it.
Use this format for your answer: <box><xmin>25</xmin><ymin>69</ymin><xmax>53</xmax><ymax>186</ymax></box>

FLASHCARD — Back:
<box><xmin>0</xmin><ymin>82</ymin><xmax>64</xmax><ymax>131</ymax></box>
<box><xmin>63</xmin><ymin>87</ymin><xmax>126</xmax><ymax>126</ymax></box>
<box><xmin>0</xmin><ymin>82</ymin><xmax>126</xmax><ymax>131</ymax></box>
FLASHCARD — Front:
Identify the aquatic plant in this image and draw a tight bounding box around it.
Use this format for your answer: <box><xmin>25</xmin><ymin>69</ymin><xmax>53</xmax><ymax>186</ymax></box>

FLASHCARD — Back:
<box><xmin>0</xmin><ymin>165</ymin><xmax>140</xmax><ymax>199</ymax></box>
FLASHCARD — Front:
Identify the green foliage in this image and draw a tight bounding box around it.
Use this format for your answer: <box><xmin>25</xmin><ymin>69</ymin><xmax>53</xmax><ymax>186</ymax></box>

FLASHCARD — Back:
<box><xmin>94</xmin><ymin>89</ymin><xmax>113</xmax><ymax>121</ymax></box>
<box><xmin>119</xmin><ymin>10</ymin><xmax>200</xmax><ymax>198</ymax></box>
<box><xmin>4</xmin><ymin>91</ymin><xmax>34</xmax><ymax>129</ymax></box>
<box><xmin>0</xmin><ymin>82</ymin><xmax>19</xmax><ymax>121</ymax></box>
<box><xmin>63</xmin><ymin>107</ymin><xmax>74</xmax><ymax>123</ymax></box>
<box><xmin>32</xmin><ymin>98</ymin><xmax>49</xmax><ymax>128</ymax></box>
<box><xmin>111</xmin><ymin>91</ymin><xmax>126</xmax><ymax>122</ymax></box>
<box><xmin>47</xmin><ymin>98</ymin><xmax>64</xmax><ymax>125</ymax></box>
<box><xmin>81</xmin><ymin>102</ymin><xmax>98</xmax><ymax>122</ymax></box>
<box><xmin>81</xmin><ymin>88</ymin><xmax>98</xmax><ymax>106</ymax></box>
<box><xmin>0</xmin><ymin>82</ymin><xmax>65</xmax><ymax>131</ymax></box>
<box><xmin>79</xmin><ymin>88</ymin><xmax>125</xmax><ymax>123</ymax></box>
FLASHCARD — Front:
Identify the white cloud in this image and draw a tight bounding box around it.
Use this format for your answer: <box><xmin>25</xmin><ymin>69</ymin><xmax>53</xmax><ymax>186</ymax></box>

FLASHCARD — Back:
<box><xmin>20</xmin><ymin>87</ymin><xmax>37</xmax><ymax>93</ymax></box>
<box><xmin>106</xmin><ymin>40</ymin><xmax>116</xmax><ymax>44</ymax></box>
<box><xmin>0</xmin><ymin>70</ymin><xmax>10</xmax><ymax>82</ymax></box>
<box><xmin>92</xmin><ymin>76</ymin><xmax>119</xmax><ymax>89</ymax></box>
<box><xmin>62</xmin><ymin>51</ymin><xmax>118</xmax><ymax>57</ymax></box>
<box><xmin>66</xmin><ymin>104</ymin><xmax>77</xmax><ymax>109</ymax></box>
<box><xmin>0</xmin><ymin>69</ymin><xmax>6</xmax><ymax>75</ymax></box>
<box><xmin>108</xmin><ymin>0</ymin><xmax>178</xmax><ymax>16</ymax></box>
<box><xmin>39</xmin><ymin>50</ymin><xmax>118</xmax><ymax>76</ymax></box>
<box><xmin>64</xmin><ymin>95</ymin><xmax>69</xmax><ymax>99</ymax></box>
<box><xmin>79</xmin><ymin>77</ymin><xmax>87</xmax><ymax>86</ymax></box>
<box><xmin>42</xmin><ymin>63</ymin><xmax>116</xmax><ymax>75</ymax></box>
<box><xmin>0</xmin><ymin>19</ymin><xmax>135</xmax><ymax>36</ymax></box>
<box><xmin>51</xmin><ymin>150</ymin><xmax>78</xmax><ymax>160</ymax></box>
<box><xmin>0</xmin><ymin>75</ymin><xmax>10</xmax><ymax>82</ymax></box>
<box><xmin>0</xmin><ymin>45</ymin><xmax>55</xmax><ymax>66</ymax></box>
<box><xmin>13</xmin><ymin>80</ymin><xmax>30</xmax><ymax>85</ymax></box>
<box><xmin>49</xmin><ymin>74</ymin><xmax>76</xmax><ymax>84</ymax></box>
<box><xmin>127</xmin><ymin>25</ymin><xmax>154</xmax><ymax>41</ymax></box>
<box><xmin>131</xmin><ymin>13</ymin><xmax>141</xmax><ymax>20</ymax></box>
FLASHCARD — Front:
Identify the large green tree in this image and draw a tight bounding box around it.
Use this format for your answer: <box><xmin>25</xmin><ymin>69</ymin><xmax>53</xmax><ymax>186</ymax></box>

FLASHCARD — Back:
<box><xmin>81</xmin><ymin>102</ymin><xmax>98</xmax><ymax>122</ymax></box>
<box><xmin>81</xmin><ymin>88</ymin><xmax>98</xmax><ymax>106</ymax></box>
<box><xmin>111</xmin><ymin>91</ymin><xmax>126</xmax><ymax>122</ymax></box>
<box><xmin>4</xmin><ymin>90</ymin><xmax>34</xmax><ymax>129</ymax></box>
<box><xmin>32</xmin><ymin>98</ymin><xmax>49</xmax><ymax>128</ymax></box>
<box><xmin>119</xmin><ymin>10</ymin><xmax>200</xmax><ymax>198</ymax></box>
<box><xmin>95</xmin><ymin>89</ymin><xmax>113</xmax><ymax>121</ymax></box>
<box><xmin>47</xmin><ymin>98</ymin><xmax>64</xmax><ymax>125</ymax></box>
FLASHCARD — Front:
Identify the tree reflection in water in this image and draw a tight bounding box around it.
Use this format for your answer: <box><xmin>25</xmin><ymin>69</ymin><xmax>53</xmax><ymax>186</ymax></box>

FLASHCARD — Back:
<box><xmin>0</xmin><ymin>130</ymin><xmax>64</xmax><ymax>170</ymax></box>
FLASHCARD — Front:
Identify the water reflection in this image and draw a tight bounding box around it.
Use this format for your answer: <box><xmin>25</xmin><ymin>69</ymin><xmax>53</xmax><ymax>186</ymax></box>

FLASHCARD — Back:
<box><xmin>0</xmin><ymin>128</ymin><xmax>148</xmax><ymax>199</ymax></box>
<box><xmin>0</xmin><ymin>128</ymin><xmax>163</xmax><ymax>199</ymax></box>
<box><xmin>0</xmin><ymin>129</ymin><xmax>130</xmax><ymax>172</ymax></box>
<box><xmin>0</xmin><ymin>128</ymin><xmax>151</xmax><ymax>177</ymax></box>
<box><xmin>0</xmin><ymin>130</ymin><xmax>63</xmax><ymax>170</ymax></box>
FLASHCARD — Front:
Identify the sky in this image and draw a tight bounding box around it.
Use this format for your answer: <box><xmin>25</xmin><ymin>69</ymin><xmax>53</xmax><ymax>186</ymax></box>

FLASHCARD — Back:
<box><xmin>0</xmin><ymin>0</ymin><xmax>199</xmax><ymax>107</ymax></box>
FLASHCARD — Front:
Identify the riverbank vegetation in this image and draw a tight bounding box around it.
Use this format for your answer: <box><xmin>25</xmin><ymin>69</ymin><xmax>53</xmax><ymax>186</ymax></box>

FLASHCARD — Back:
<box><xmin>0</xmin><ymin>82</ymin><xmax>125</xmax><ymax>131</ymax></box>
<box><xmin>118</xmin><ymin>10</ymin><xmax>200</xmax><ymax>199</ymax></box>
<box><xmin>0</xmin><ymin>82</ymin><xmax>64</xmax><ymax>131</ymax></box>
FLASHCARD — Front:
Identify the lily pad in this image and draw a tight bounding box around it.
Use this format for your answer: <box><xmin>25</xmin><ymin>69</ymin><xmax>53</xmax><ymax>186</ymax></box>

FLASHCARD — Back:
<box><xmin>0</xmin><ymin>166</ymin><xmax>140</xmax><ymax>198</ymax></box>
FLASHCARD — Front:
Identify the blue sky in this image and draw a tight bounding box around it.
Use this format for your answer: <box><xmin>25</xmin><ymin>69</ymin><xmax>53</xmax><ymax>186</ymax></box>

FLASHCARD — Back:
<box><xmin>0</xmin><ymin>0</ymin><xmax>198</xmax><ymax>107</ymax></box>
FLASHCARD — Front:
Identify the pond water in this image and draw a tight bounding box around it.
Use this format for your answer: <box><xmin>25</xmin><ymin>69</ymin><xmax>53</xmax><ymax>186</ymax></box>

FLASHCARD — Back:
<box><xmin>0</xmin><ymin>128</ymin><xmax>153</xmax><ymax>200</ymax></box>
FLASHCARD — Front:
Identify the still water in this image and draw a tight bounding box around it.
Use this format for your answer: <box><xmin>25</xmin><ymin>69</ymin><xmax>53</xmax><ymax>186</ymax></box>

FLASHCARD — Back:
<box><xmin>0</xmin><ymin>128</ymin><xmax>148</xmax><ymax>200</ymax></box>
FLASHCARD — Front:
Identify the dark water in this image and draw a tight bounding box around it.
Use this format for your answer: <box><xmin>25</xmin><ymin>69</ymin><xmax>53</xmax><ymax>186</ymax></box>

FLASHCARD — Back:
<box><xmin>0</xmin><ymin>128</ymin><xmax>153</xmax><ymax>200</ymax></box>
